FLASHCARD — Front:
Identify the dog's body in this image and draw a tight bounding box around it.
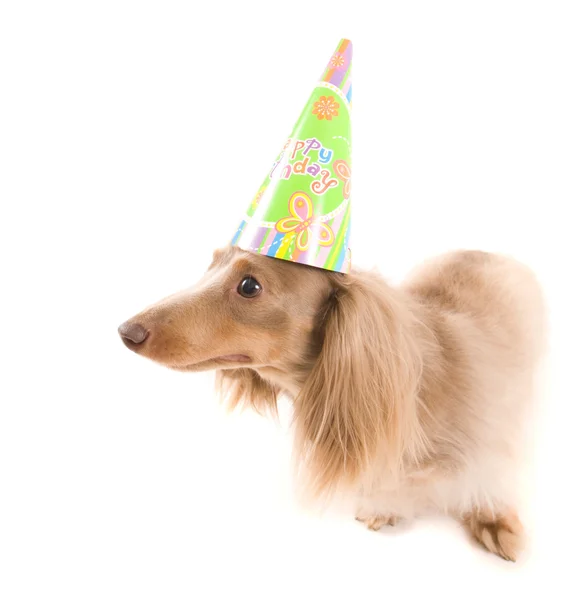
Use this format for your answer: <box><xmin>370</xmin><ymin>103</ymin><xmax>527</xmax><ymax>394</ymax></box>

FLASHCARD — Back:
<box><xmin>119</xmin><ymin>248</ymin><xmax>545</xmax><ymax>561</ymax></box>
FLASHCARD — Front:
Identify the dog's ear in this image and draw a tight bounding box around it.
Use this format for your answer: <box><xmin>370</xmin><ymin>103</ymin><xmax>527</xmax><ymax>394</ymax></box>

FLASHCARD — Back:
<box><xmin>216</xmin><ymin>368</ymin><xmax>279</xmax><ymax>415</ymax></box>
<box><xmin>293</xmin><ymin>272</ymin><xmax>426</xmax><ymax>498</ymax></box>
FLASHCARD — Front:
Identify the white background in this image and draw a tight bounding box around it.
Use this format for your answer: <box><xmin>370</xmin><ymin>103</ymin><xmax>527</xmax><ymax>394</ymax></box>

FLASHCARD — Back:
<box><xmin>1</xmin><ymin>1</ymin><xmax>586</xmax><ymax>598</ymax></box>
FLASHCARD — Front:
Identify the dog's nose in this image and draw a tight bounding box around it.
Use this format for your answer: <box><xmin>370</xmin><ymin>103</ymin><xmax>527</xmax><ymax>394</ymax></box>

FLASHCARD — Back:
<box><xmin>118</xmin><ymin>321</ymin><xmax>149</xmax><ymax>346</ymax></box>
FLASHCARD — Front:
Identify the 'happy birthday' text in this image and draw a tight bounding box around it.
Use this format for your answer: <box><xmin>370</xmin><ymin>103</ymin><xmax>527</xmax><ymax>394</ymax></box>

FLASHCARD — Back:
<box><xmin>269</xmin><ymin>138</ymin><xmax>339</xmax><ymax>195</ymax></box>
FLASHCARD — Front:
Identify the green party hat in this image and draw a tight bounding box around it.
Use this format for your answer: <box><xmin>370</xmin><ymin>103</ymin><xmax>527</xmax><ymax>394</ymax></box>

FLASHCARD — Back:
<box><xmin>232</xmin><ymin>39</ymin><xmax>352</xmax><ymax>273</ymax></box>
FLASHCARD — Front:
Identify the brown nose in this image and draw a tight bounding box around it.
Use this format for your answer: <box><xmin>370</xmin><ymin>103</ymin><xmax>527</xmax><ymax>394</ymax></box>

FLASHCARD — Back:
<box><xmin>118</xmin><ymin>321</ymin><xmax>149</xmax><ymax>348</ymax></box>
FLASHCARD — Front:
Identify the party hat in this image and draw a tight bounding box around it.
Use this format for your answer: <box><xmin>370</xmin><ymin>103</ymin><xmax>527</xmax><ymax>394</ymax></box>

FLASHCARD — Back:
<box><xmin>232</xmin><ymin>39</ymin><xmax>352</xmax><ymax>273</ymax></box>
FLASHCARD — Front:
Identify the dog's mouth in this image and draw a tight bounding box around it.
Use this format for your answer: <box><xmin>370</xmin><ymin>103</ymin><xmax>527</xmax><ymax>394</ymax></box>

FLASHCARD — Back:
<box><xmin>171</xmin><ymin>354</ymin><xmax>252</xmax><ymax>372</ymax></box>
<box><xmin>213</xmin><ymin>354</ymin><xmax>252</xmax><ymax>364</ymax></box>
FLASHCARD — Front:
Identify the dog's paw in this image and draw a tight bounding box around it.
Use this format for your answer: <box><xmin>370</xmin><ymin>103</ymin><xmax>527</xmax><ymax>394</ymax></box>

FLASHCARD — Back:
<box><xmin>355</xmin><ymin>514</ymin><xmax>398</xmax><ymax>531</ymax></box>
<box><xmin>463</xmin><ymin>509</ymin><xmax>524</xmax><ymax>562</ymax></box>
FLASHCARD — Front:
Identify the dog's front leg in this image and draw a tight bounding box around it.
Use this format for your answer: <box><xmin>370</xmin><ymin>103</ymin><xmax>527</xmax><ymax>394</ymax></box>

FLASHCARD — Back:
<box><xmin>355</xmin><ymin>512</ymin><xmax>399</xmax><ymax>531</ymax></box>
<box><xmin>354</xmin><ymin>488</ymin><xmax>404</xmax><ymax>531</ymax></box>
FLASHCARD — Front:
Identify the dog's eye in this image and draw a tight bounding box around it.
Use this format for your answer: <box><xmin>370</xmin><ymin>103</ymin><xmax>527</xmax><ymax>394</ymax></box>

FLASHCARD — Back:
<box><xmin>237</xmin><ymin>276</ymin><xmax>262</xmax><ymax>298</ymax></box>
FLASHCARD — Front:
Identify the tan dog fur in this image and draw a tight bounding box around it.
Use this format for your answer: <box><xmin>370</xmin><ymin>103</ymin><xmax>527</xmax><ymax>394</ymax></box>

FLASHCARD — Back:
<box><xmin>120</xmin><ymin>247</ymin><xmax>545</xmax><ymax>561</ymax></box>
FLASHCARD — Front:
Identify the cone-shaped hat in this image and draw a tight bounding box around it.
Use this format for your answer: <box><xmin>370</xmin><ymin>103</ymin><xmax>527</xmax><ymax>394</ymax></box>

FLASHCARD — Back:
<box><xmin>232</xmin><ymin>39</ymin><xmax>352</xmax><ymax>273</ymax></box>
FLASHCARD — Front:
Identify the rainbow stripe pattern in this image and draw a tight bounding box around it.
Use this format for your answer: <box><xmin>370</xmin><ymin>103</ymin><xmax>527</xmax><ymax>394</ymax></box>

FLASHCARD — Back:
<box><xmin>320</xmin><ymin>37</ymin><xmax>353</xmax><ymax>106</ymax></box>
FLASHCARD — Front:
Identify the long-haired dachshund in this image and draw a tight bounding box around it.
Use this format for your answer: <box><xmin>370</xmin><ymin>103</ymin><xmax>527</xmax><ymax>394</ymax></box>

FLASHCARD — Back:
<box><xmin>118</xmin><ymin>247</ymin><xmax>545</xmax><ymax>561</ymax></box>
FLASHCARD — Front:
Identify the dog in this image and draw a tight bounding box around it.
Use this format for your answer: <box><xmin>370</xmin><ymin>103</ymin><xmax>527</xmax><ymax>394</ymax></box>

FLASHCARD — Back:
<box><xmin>118</xmin><ymin>246</ymin><xmax>545</xmax><ymax>561</ymax></box>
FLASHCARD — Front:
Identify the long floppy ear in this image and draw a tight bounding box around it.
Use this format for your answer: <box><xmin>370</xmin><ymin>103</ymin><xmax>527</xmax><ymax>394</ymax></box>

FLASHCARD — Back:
<box><xmin>216</xmin><ymin>368</ymin><xmax>279</xmax><ymax>415</ymax></box>
<box><xmin>293</xmin><ymin>272</ymin><xmax>428</xmax><ymax>498</ymax></box>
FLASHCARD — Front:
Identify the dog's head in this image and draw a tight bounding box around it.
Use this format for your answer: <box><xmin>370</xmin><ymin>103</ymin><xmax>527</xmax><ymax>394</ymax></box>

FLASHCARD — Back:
<box><xmin>118</xmin><ymin>246</ymin><xmax>337</xmax><ymax>390</ymax></box>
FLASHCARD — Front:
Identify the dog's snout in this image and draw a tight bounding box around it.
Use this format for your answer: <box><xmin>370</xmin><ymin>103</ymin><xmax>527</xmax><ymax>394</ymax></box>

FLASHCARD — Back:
<box><xmin>118</xmin><ymin>321</ymin><xmax>149</xmax><ymax>348</ymax></box>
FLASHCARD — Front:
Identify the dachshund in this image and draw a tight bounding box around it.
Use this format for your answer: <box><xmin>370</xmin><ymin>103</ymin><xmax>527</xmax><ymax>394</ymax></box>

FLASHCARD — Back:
<box><xmin>118</xmin><ymin>247</ymin><xmax>545</xmax><ymax>561</ymax></box>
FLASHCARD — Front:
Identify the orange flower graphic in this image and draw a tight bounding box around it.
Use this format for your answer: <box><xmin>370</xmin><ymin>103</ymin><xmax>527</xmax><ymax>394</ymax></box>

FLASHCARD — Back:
<box><xmin>276</xmin><ymin>192</ymin><xmax>334</xmax><ymax>252</ymax></box>
<box><xmin>330</xmin><ymin>53</ymin><xmax>345</xmax><ymax>68</ymax></box>
<box><xmin>312</xmin><ymin>95</ymin><xmax>339</xmax><ymax>121</ymax></box>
